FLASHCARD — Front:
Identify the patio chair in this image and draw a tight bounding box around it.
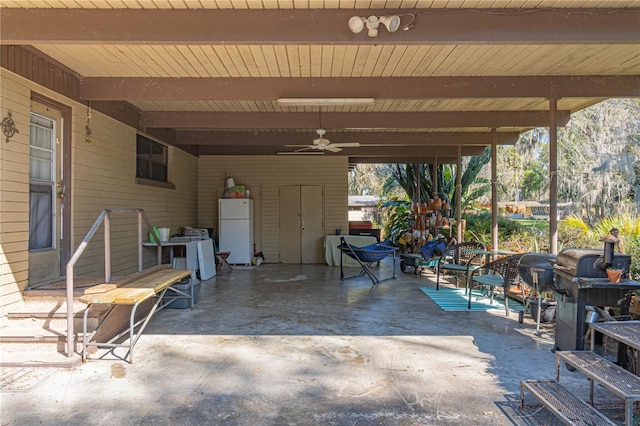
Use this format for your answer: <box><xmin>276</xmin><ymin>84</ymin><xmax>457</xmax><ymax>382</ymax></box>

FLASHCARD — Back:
<box><xmin>468</xmin><ymin>253</ymin><xmax>525</xmax><ymax>316</ymax></box>
<box><xmin>435</xmin><ymin>241</ymin><xmax>485</xmax><ymax>291</ymax></box>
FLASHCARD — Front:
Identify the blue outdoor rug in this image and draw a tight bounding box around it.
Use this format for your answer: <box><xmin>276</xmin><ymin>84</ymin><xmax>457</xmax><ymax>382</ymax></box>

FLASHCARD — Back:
<box><xmin>420</xmin><ymin>287</ymin><xmax>524</xmax><ymax>313</ymax></box>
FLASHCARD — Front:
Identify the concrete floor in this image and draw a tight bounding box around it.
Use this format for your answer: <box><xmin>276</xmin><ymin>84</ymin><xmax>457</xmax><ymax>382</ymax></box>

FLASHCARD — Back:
<box><xmin>2</xmin><ymin>260</ymin><xmax>599</xmax><ymax>425</ymax></box>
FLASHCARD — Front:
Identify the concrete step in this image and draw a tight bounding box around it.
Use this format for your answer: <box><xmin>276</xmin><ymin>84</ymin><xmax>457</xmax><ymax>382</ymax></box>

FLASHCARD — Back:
<box><xmin>0</xmin><ymin>327</ymin><xmax>83</xmax><ymax>352</ymax></box>
<box><xmin>6</xmin><ymin>308</ymin><xmax>106</xmax><ymax>331</ymax></box>
<box><xmin>4</xmin><ymin>298</ymin><xmax>107</xmax><ymax>332</ymax></box>
<box><xmin>1</xmin><ymin>297</ymin><xmax>107</xmax><ymax>366</ymax></box>
<box><xmin>7</xmin><ymin>297</ymin><xmax>90</xmax><ymax>315</ymax></box>
<box><xmin>0</xmin><ymin>349</ymin><xmax>82</xmax><ymax>368</ymax></box>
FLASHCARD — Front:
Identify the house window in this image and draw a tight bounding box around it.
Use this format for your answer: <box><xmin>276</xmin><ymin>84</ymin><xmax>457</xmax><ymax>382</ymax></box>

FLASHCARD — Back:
<box><xmin>29</xmin><ymin>113</ymin><xmax>55</xmax><ymax>250</ymax></box>
<box><xmin>136</xmin><ymin>134</ymin><xmax>168</xmax><ymax>183</ymax></box>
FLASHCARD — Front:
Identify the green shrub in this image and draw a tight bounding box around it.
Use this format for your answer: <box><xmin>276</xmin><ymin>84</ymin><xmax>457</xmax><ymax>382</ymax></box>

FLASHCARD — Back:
<box><xmin>379</xmin><ymin>199</ymin><xmax>413</xmax><ymax>245</ymax></box>
<box><xmin>559</xmin><ymin>213</ymin><xmax>640</xmax><ymax>279</ymax></box>
<box><xmin>463</xmin><ymin>212</ymin><xmax>543</xmax><ymax>251</ymax></box>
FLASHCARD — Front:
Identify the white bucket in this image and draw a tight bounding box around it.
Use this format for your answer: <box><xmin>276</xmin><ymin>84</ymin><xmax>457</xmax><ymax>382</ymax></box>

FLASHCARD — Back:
<box><xmin>158</xmin><ymin>227</ymin><xmax>170</xmax><ymax>242</ymax></box>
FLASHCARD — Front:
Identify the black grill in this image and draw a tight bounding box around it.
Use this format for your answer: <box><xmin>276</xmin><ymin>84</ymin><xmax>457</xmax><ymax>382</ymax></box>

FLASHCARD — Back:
<box><xmin>552</xmin><ymin>248</ymin><xmax>639</xmax><ymax>351</ymax></box>
<box><xmin>518</xmin><ymin>253</ymin><xmax>556</xmax><ymax>291</ymax></box>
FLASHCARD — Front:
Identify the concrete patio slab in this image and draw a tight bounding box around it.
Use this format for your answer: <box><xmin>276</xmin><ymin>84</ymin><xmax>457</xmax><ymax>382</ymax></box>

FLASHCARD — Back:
<box><xmin>1</xmin><ymin>261</ymin><xmax>616</xmax><ymax>425</ymax></box>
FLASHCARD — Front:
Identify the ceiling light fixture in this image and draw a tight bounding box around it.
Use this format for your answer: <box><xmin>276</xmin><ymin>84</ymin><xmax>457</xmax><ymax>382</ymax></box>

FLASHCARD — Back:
<box><xmin>348</xmin><ymin>14</ymin><xmax>414</xmax><ymax>37</ymax></box>
<box><xmin>277</xmin><ymin>98</ymin><xmax>375</xmax><ymax>107</ymax></box>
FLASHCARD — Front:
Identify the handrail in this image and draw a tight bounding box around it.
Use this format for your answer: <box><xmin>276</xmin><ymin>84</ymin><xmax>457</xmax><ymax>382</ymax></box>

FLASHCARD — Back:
<box><xmin>64</xmin><ymin>208</ymin><xmax>161</xmax><ymax>358</ymax></box>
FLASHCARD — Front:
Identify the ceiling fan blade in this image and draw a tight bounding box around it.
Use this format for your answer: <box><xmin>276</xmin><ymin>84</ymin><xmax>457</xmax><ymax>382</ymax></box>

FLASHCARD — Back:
<box><xmin>324</xmin><ymin>145</ymin><xmax>342</xmax><ymax>152</ymax></box>
<box><xmin>276</xmin><ymin>151</ymin><xmax>324</xmax><ymax>155</ymax></box>
<box><xmin>294</xmin><ymin>146</ymin><xmax>314</xmax><ymax>152</ymax></box>
<box><xmin>331</xmin><ymin>142</ymin><xmax>360</xmax><ymax>148</ymax></box>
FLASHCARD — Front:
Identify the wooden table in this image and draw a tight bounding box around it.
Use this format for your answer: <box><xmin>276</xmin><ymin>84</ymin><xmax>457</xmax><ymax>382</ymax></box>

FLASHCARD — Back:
<box><xmin>590</xmin><ymin>320</ymin><xmax>640</xmax><ymax>375</ymax></box>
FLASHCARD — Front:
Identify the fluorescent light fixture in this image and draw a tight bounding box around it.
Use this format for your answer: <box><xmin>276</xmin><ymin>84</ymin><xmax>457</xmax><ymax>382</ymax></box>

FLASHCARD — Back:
<box><xmin>277</xmin><ymin>98</ymin><xmax>375</xmax><ymax>107</ymax></box>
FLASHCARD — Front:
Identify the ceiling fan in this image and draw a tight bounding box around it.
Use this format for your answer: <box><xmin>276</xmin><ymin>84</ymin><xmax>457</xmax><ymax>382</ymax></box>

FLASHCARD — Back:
<box><xmin>284</xmin><ymin>128</ymin><xmax>360</xmax><ymax>153</ymax></box>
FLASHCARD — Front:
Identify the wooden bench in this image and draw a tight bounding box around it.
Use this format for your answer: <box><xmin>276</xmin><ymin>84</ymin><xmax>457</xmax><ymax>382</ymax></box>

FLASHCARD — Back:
<box><xmin>79</xmin><ymin>266</ymin><xmax>192</xmax><ymax>363</ymax></box>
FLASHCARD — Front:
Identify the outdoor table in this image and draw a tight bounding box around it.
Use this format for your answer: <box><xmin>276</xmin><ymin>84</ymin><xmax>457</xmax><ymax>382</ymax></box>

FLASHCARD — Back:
<box><xmin>590</xmin><ymin>320</ymin><xmax>640</xmax><ymax>375</ymax></box>
<box><xmin>143</xmin><ymin>237</ymin><xmax>206</xmax><ymax>279</ymax></box>
<box><xmin>466</xmin><ymin>248</ymin><xmax>516</xmax><ymax>265</ymax></box>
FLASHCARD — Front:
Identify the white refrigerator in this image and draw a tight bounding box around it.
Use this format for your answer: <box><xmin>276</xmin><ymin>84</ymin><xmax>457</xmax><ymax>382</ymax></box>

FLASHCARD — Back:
<box><xmin>218</xmin><ymin>199</ymin><xmax>254</xmax><ymax>265</ymax></box>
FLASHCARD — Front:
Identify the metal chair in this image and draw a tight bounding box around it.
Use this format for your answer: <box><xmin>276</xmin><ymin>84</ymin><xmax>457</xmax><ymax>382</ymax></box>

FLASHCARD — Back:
<box><xmin>468</xmin><ymin>253</ymin><xmax>525</xmax><ymax>316</ymax></box>
<box><xmin>435</xmin><ymin>241</ymin><xmax>485</xmax><ymax>291</ymax></box>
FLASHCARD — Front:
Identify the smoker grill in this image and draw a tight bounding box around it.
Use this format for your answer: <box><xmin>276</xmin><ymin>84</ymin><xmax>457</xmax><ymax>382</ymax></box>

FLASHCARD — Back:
<box><xmin>518</xmin><ymin>253</ymin><xmax>556</xmax><ymax>291</ymax></box>
<box><xmin>552</xmin><ymin>248</ymin><xmax>639</xmax><ymax>351</ymax></box>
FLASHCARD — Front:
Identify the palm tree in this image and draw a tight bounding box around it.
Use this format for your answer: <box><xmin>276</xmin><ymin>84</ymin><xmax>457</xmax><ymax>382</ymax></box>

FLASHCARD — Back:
<box><xmin>384</xmin><ymin>147</ymin><xmax>492</xmax><ymax>217</ymax></box>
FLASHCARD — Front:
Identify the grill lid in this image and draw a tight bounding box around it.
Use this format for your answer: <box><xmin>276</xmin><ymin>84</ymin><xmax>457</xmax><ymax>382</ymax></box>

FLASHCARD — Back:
<box><xmin>518</xmin><ymin>253</ymin><xmax>556</xmax><ymax>289</ymax></box>
<box><xmin>554</xmin><ymin>248</ymin><xmax>631</xmax><ymax>278</ymax></box>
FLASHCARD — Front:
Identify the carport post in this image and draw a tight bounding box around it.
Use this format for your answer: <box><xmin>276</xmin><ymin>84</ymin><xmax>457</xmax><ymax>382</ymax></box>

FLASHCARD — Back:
<box><xmin>432</xmin><ymin>157</ymin><xmax>438</xmax><ymax>199</ymax></box>
<box><xmin>456</xmin><ymin>146</ymin><xmax>462</xmax><ymax>241</ymax></box>
<box><xmin>549</xmin><ymin>98</ymin><xmax>559</xmax><ymax>254</ymax></box>
<box><xmin>491</xmin><ymin>128</ymin><xmax>498</xmax><ymax>250</ymax></box>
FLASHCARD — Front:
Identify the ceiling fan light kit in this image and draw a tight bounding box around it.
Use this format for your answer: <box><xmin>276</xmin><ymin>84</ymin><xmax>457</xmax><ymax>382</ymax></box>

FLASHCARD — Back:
<box><xmin>284</xmin><ymin>128</ymin><xmax>361</xmax><ymax>154</ymax></box>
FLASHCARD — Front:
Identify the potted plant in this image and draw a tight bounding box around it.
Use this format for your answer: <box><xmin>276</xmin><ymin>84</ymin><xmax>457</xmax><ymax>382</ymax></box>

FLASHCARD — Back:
<box><xmin>335</xmin><ymin>226</ymin><xmax>343</xmax><ymax>235</ymax></box>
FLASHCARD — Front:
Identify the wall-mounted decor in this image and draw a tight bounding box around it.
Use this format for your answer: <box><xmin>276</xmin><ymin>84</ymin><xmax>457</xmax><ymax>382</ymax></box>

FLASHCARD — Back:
<box><xmin>2</xmin><ymin>111</ymin><xmax>19</xmax><ymax>143</ymax></box>
<box><xmin>84</xmin><ymin>105</ymin><xmax>93</xmax><ymax>144</ymax></box>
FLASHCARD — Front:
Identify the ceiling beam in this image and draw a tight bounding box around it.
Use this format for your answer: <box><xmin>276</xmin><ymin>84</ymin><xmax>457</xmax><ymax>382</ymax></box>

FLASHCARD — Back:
<box><xmin>2</xmin><ymin>8</ymin><xmax>638</xmax><ymax>45</ymax></box>
<box><xmin>140</xmin><ymin>110</ymin><xmax>571</xmax><ymax>129</ymax></box>
<box><xmin>81</xmin><ymin>76</ymin><xmax>640</xmax><ymax>101</ymax></box>
<box><xmin>193</xmin><ymin>145</ymin><xmax>484</xmax><ymax>157</ymax></box>
<box><xmin>349</xmin><ymin>157</ymin><xmax>460</xmax><ymax>164</ymax></box>
<box><xmin>175</xmin><ymin>131</ymin><xmax>519</xmax><ymax>146</ymax></box>
<box><xmin>335</xmin><ymin>146</ymin><xmax>486</xmax><ymax>157</ymax></box>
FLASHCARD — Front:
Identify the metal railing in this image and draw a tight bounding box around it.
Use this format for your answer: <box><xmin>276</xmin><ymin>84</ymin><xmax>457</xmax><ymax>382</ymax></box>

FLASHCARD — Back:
<box><xmin>64</xmin><ymin>209</ymin><xmax>161</xmax><ymax>357</ymax></box>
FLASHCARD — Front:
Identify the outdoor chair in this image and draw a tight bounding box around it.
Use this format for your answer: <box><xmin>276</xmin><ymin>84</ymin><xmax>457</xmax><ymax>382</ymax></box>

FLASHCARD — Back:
<box><xmin>468</xmin><ymin>253</ymin><xmax>525</xmax><ymax>316</ymax></box>
<box><xmin>435</xmin><ymin>241</ymin><xmax>485</xmax><ymax>291</ymax></box>
<box><xmin>338</xmin><ymin>237</ymin><xmax>397</xmax><ymax>292</ymax></box>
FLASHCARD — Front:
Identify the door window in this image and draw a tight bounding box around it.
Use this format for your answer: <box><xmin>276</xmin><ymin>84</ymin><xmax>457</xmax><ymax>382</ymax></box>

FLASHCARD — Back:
<box><xmin>29</xmin><ymin>113</ymin><xmax>55</xmax><ymax>250</ymax></box>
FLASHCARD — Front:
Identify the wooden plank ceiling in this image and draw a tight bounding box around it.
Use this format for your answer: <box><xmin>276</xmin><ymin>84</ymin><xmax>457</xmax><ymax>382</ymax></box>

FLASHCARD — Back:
<box><xmin>1</xmin><ymin>1</ymin><xmax>639</xmax><ymax>163</ymax></box>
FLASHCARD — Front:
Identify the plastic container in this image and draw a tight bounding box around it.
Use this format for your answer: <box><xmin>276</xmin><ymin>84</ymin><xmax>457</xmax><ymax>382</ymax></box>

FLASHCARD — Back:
<box><xmin>149</xmin><ymin>226</ymin><xmax>160</xmax><ymax>243</ymax></box>
<box><xmin>530</xmin><ymin>299</ymin><xmax>556</xmax><ymax>323</ymax></box>
<box><xmin>158</xmin><ymin>227</ymin><xmax>170</xmax><ymax>242</ymax></box>
<box><xmin>165</xmin><ymin>279</ymin><xmax>199</xmax><ymax>309</ymax></box>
